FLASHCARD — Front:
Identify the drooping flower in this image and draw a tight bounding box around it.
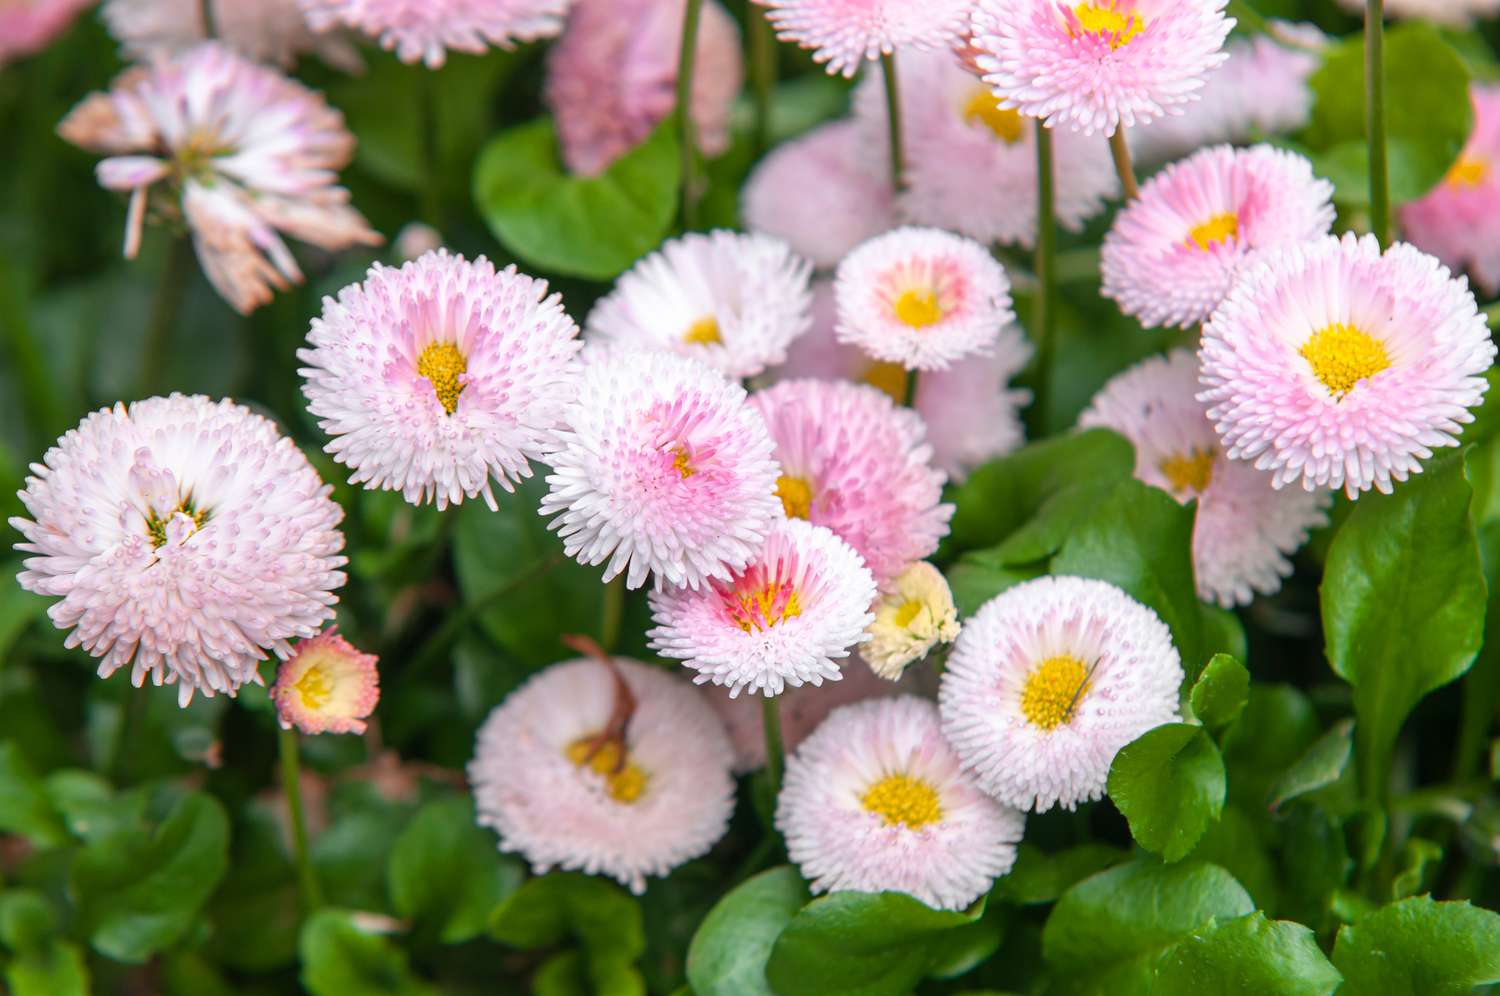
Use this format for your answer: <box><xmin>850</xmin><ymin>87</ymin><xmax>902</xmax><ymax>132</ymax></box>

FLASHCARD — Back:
<box><xmin>587</xmin><ymin>230</ymin><xmax>813</xmax><ymax>379</ymax></box>
<box><xmin>1101</xmin><ymin>144</ymin><xmax>1336</xmax><ymax>330</ymax></box>
<box><xmin>0</xmin><ymin>0</ymin><xmax>92</xmax><ymax>64</ymax></box>
<box><xmin>834</xmin><ymin>227</ymin><xmax>1016</xmax><ymax>371</ymax></box>
<box><xmin>470</xmin><ymin>655</ymin><xmax>736</xmax><ymax>894</ymax></box>
<box><xmin>1400</xmin><ymin>84</ymin><xmax>1500</xmax><ymax>297</ymax></box>
<box><xmin>776</xmin><ymin>696</ymin><xmax>1026</xmax><ymax>910</ymax></box>
<box><xmin>1079</xmin><ymin>350</ymin><xmax>1329</xmax><ymax>607</ymax></box>
<box><xmin>648</xmin><ymin>518</ymin><xmax>877</xmax><ymax>698</ymax></box>
<box><xmin>546</xmin><ymin>0</ymin><xmax>742</xmax><ymax>176</ymax></box>
<box><xmin>102</xmin><ymin>0</ymin><xmax>361</xmax><ymax>69</ymax></box>
<box><xmin>749</xmin><ymin>379</ymin><xmax>952</xmax><ymax>583</ymax></box>
<box><xmin>540</xmin><ymin>349</ymin><xmax>782</xmax><ymax>590</ymax></box>
<box><xmin>939</xmin><ymin>575</ymin><xmax>1183</xmax><ymax>812</ymax></box>
<box><xmin>272</xmin><ymin>628</ymin><xmax>380</xmax><ymax>734</ymax></box>
<box><xmin>1199</xmin><ymin>233</ymin><xmax>1496</xmax><ymax>497</ymax></box>
<box><xmin>969</xmin><ymin>0</ymin><xmax>1234</xmax><ymax>137</ymax></box>
<box><xmin>863</xmin><ymin>562</ymin><xmax>960</xmax><ymax>678</ymax></box>
<box><xmin>298</xmin><ymin>0</ymin><xmax>569</xmax><ymax>67</ymax></box>
<box><xmin>751</xmin><ymin>0</ymin><xmax>974</xmax><ymax>78</ymax></box>
<box><xmin>11</xmin><ymin>394</ymin><xmax>347</xmax><ymax>706</ymax></box>
<box><xmin>58</xmin><ymin>43</ymin><xmax>381</xmax><ymax>316</ymax></box>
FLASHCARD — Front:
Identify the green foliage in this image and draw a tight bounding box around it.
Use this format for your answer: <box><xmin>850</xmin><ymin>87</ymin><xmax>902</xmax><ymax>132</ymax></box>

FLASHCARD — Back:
<box><xmin>299</xmin><ymin>910</ymin><xmax>434</xmax><ymax>996</ymax></box>
<box><xmin>1332</xmin><ymin>897</ymin><xmax>1500</xmax><ymax>994</ymax></box>
<box><xmin>1188</xmin><ymin>655</ymin><xmax>1249</xmax><ymax>732</ymax></box>
<box><xmin>492</xmin><ymin>873</ymin><xmax>647</xmax><ymax>995</ymax></box>
<box><xmin>1108</xmin><ymin>724</ymin><xmax>1226</xmax><ymax>861</ymax></box>
<box><xmin>0</xmin><ymin>741</ymin><xmax>67</xmax><ymax>845</ymax></box>
<box><xmin>1267</xmin><ymin>719</ymin><xmax>1354</xmax><ymax>812</ymax></box>
<box><xmin>686</xmin><ymin>866</ymin><xmax>810</xmax><ymax>996</ymax></box>
<box><xmin>0</xmin><ymin>892</ymin><xmax>89</xmax><ymax>996</ymax></box>
<box><xmin>387</xmin><ymin>795</ymin><xmax>524</xmax><ymax>944</ymax></box>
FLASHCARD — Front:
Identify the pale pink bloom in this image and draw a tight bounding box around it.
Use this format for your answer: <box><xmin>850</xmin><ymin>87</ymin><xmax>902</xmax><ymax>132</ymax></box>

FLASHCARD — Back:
<box><xmin>58</xmin><ymin>43</ymin><xmax>381</xmax><ymax>316</ymax></box>
<box><xmin>940</xmin><ymin>575</ymin><xmax>1182</xmax><ymax>812</ymax></box>
<box><xmin>299</xmin><ymin>0</ymin><xmax>568</xmax><ymax>67</ymax></box>
<box><xmin>1199</xmin><ymin>233</ymin><xmax>1496</xmax><ymax>497</ymax></box>
<box><xmin>970</xmin><ymin>0</ymin><xmax>1234</xmax><ymax>137</ymax></box>
<box><xmin>587</xmin><ymin>230</ymin><xmax>813</xmax><ymax>379</ymax></box>
<box><xmin>0</xmin><ymin>0</ymin><xmax>91</xmax><ymax>65</ymax></box>
<box><xmin>546</xmin><ymin>0</ymin><xmax>741</xmax><ymax>176</ymax></box>
<box><xmin>393</xmin><ymin>222</ymin><xmax>443</xmax><ymax>261</ymax></box>
<box><xmin>647</xmin><ymin>518</ymin><xmax>877</xmax><ymax>698</ymax></box>
<box><xmin>469</xmin><ymin>656</ymin><xmax>736</xmax><ymax>894</ymax></box>
<box><xmin>752</xmin><ymin>0</ymin><xmax>973</xmax><ymax>78</ymax></box>
<box><xmin>299</xmin><ymin>250</ymin><xmax>582</xmax><ymax>511</ymax></box>
<box><xmin>750</xmin><ymin>379</ymin><xmax>952</xmax><ymax>584</ymax></box>
<box><xmin>11</xmin><ymin>395</ymin><xmax>347</xmax><ymax>706</ymax></box>
<box><xmin>835</xmin><ymin>227</ymin><xmax>1016</xmax><ymax>371</ymax></box>
<box><xmin>540</xmin><ymin>349</ymin><xmax>782</xmax><ymax>590</ymax></box>
<box><xmin>1338</xmin><ymin>0</ymin><xmax>1500</xmax><ymax>23</ymax></box>
<box><xmin>1079</xmin><ymin>350</ymin><xmax>1329</xmax><ymax>607</ymax></box>
<box><xmin>777</xmin><ymin>696</ymin><xmax>1025</xmax><ymax>910</ymax></box>
<box><xmin>1400</xmin><ymin>85</ymin><xmax>1500</xmax><ymax>296</ymax></box>
<box><xmin>1101</xmin><ymin>144</ymin><xmax>1335</xmax><ymax>330</ymax></box>
<box><xmin>102</xmin><ymin>0</ymin><xmax>361</xmax><ymax>69</ymax></box>
<box><xmin>272</xmin><ymin>629</ymin><xmax>380</xmax><ymax>735</ymax></box>
<box><xmin>742</xmin><ymin>120</ymin><xmax>897</xmax><ymax>270</ymax></box>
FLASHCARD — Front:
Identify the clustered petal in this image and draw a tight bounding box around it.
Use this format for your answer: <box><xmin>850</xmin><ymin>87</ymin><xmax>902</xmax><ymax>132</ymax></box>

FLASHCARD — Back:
<box><xmin>103</xmin><ymin>0</ymin><xmax>361</xmax><ymax>69</ymax></box>
<box><xmin>0</xmin><ymin>0</ymin><xmax>93</xmax><ymax>65</ymax></box>
<box><xmin>751</xmin><ymin>0</ymin><xmax>974</xmax><ymax>78</ymax></box>
<box><xmin>864</xmin><ymin>562</ymin><xmax>960</xmax><ymax>679</ymax></box>
<box><xmin>298</xmin><ymin>0</ymin><xmax>569</xmax><ymax>67</ymax></box>
<box><xmin>272</xmin><ymin>628</ymin><xmax>380</xmax><ymax>735</ymax></box>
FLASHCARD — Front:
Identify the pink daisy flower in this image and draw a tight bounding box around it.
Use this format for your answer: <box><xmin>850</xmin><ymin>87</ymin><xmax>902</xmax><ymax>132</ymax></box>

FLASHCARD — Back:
<box><xmin>103</xmin><ymin>0</ymin><xmax>361</xmax><ymax>69</ymax></box>
<box><xmin>834</xmin><ymin>227</ymin><xmax>1016</xmax><ymax>372</ymax></box>
<box><xmin>776</xmin><ymin>696</ymin><xmax>1026</xmax><ymax>910</ymax></box>
<box><xmin>11</xmin><ymin>395</ymin><xmax>347</xmax><ymax>706</ymax></box>
<box><xmin>469</xmin><ymin>655</ymin><xmax>736</xmax><ymax>894</ymax></box>
<box><xmin>751</xmin><ymin>0</ymin><xmax>973</xmax><ymax>78</ymax></box>
<box><xmin>546</xmin><ymin>0</ymin><xmax>741</xmax><ymax>176</ymax></box>
<box><xmin>969</xmin><ymin>0</ymin><xmax>1235</xmax><ymax>137</ymax></box>
<box><xmin>272</xmin><ymin>629</ymin><xmax>380</xmax><ymax>735</ymax></box>
<box><xmin>749</xmin><ymin>379</ymin><xmax>953</xmax><ymax>584</ymax></box>
<box><xmin>1079</xmin><ymin>350</ymin><xmax>1330</xmax><ymax>607</ymax></box>
<box><xmin>1400</xmin><ymin>85</ymin><xmax>1500</xmax><ymax>297</ymax></box>
<box><xmin>0</xmin><ymin>0</ymin><xmax>92</xmax><ymax>65</ymax></box>
<box><xmin>298</xmin><ymin>0</ymin><xmax>569</xmax><ymax>67</ymax></box>
<box><xmin>1338</xmin><ymin>0</ymin><xmax>1500</xmax><ymax>23</ymax></box>
<box><xmin>58</xmin><ymin>43</ymin><xmax>381</xmax><ymax>316</ymax></box>
<box><xmin>647</xmin><ymin>518</ymin><xmax>877</xmax><ymax>698</ymax></box>
<box><xmin>587</xmin><ymin>230</ymin><xmax>813</xmax><ymax>379</ymax></box>
<box><xmin>299</xmin><ymin>250</ymin><xmax>582</xmax><ymax>511</ymax></box>
<box><xmin>540</xmin><ymin>349</ymin><xmax>782</xmax><ymax>590</ymax></box>
<box><xmin>1199</xmin><ymin>233</ymin><xmax>1496</xmax><ymax>497</ymax></box>
<box><xmin>939</xmin><ymin>575</ymin><xmax>1183</xmax><ymax>812</ymax></box>
<box><xmin>1101</xmin><ymin>144</ymin><xmax>1335</xmax><ymax>330</ymax></box>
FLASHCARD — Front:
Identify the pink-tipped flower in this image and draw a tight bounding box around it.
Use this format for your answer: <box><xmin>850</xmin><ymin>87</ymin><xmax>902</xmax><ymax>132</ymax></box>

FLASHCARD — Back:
<box><xmin>546</xmin><ymin>0</ymin><xmax>741</xmax><ymax>176</ymax></box>
<box><xmin>751</xmin><ymin>0</ymin><xmax>973</xmax><ymax>78</ymax></box>
<box><xmin>298</xmin><ymin>0</ymin><xmax>568</xmax><ymax>67</ymax></box>
<box><xmin>1</xmin><ymin>0</ymin><xmax>92</xmax><ymax>64</ymax></box>
<box><xmin>11</xmin><ymin>395</ymin><xmax>347</xmax><ymax>706</ymax></box>
<box><xmin>103</xmin><ymin>0</ymin><xmax>361</xmax><ymax>69</ymax></box>
<box><xmin>777</xmin><ymin>696</ymin><xmax>1025</xmax><ymax>910</ymax></box>
<box><xmin>540</xmin><ymin>349</ymin><xmax>782</xmax><ymax>590</ymax></box>
<box><xmin>1338</xmin><ymin>0</ymin><xmax>1499</xmax><ymax>23</ymax></box>
<box><xmin>1080</xmin><ymin>350</ymin><xmax>1329</xmax><ymax>607</ymax></box>
<box><xmin>272</xmin><ymin>629</ymin><xmax>379</xmax><ymax>734</ymax></box>
<box><xmin>58</xmin><ymin>43</ymin><xmax>381</xmax><ymax>316</ymax></box>
<box><xmin>749</xmin><ymin>379</ymin><xmax>952</xmax><ymax>584</ymax></box>
<box><xmin>647</xmin><ymin>518</ymin><xmax>877</xmax><ymax>698</ymax></box>
<box><xmin>1401</xmin><ymin>85</ymin><xmax>1500</xmax><ymax>297</ymax></box>
<box><xmin>1102</xmin><ymin>144</ymin><xmax>1335</xmax><ymax>330</ymax></box>
<box><xmin>969</xmin><ymin>0</ymin><xmax>1234</xmax><ymax>137</ymax></box>
<box><xmin>299</xmin><ymin>250</ymin><xmax>583</xmax><ymax>512</ymax></box>
<box><xmin>587</xmin><ymin>230</ymin><xmax>813</xmax><ymax>379</ymax></box>
<box><xmin>834</xmin><ymin>227</ymin><xmax>1015</xmax><ymax>372</ymax></box>
<box><xmin>1199</xmin><ymin>233</ymin><xmax>1496</xmax><ymax>498</ymax></box>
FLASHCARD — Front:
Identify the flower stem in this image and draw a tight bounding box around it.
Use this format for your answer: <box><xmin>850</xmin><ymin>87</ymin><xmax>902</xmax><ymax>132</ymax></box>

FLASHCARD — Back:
<box><xmin>749</xmin><ymin>5</ymin><xmax>776</xmax><ymax>155</ymax></box>
<box><xmin>278</xmin><ymin>727</ymin><xmax>324</xmax><ymax>912</ymax></box>
<box><xmin>418</xmin><ymin>70</ymin><xmax>443</xmax><ymax>230</ymax></box>
<box><xmin>1365</xmin><ymin>0</ymin><xmax>1390</xmax><ymax>246</ymax></box>
<box><xmin>600</xmin><ymin>575</ymin><xmax>625</xmax><ymax>652</ymax></box>
<box><xmin>141</xmin><ymin>237</ymin><xmax>193</xmax><ymax>397</ymax></box>
<box><xmin>901</xmin><ymin>369</ymin><xmax>920</xmax><ymax>408</ymax></box>
<box><xmin>1033</xmin><ymin>121</ymin><xmax>1058</xmax><ymax>428</ymax></box>
<box><xmin>762</xmin><ymin>695</ymin><xmax>785</xmax><ymax>796</ymax></box>
<box><xmin>880</xmin><ymin>53</ymin><xmax>905</xmax><ymax>192</ymax></box>
<box><xmin>676</xmin><ymin>0</ymin><xmax>705</xmax><ymax>229</ymax></box>
<box><xmin>109</xmin><ymin>681</ymin><xmax>144</xmax><ymax>784</ymax></box>
<box><xmin>1108</xmin><ymin>128</ymin><xmax>1139</xmax><ymax>202</ymax></box>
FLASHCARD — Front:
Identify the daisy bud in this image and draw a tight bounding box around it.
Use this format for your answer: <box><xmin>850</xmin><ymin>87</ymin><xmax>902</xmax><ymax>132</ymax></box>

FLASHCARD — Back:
<box><xmin>272</xmin><ymin>629</ymin><xmax>380</xmax><ymax>735</ymax></box>
<box><xmin>863</xmin><ymin>562</ymin><xmax>960</xmax><ymax>680</ymax></box>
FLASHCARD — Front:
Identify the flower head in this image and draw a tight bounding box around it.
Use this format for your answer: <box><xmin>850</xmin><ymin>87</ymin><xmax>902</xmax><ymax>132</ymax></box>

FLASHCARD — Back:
<box><xmin>1199</xmin><ymin>233</ymin><xmax>1496</xmax><ymax>497</ymax></box>
<box><xmin>776</xmin><ymin>696</ymin><xmax>1025</xmax><ymax>910</ymax></box>
<box><xmin>103</xmin><ymin>0</ymin><xmax>360</xmax><ymax>69</ymax></box>
<box><xmin>587</xmin><ymin>230</ymin><xmax>813</xmax><ymax>379</ymax></box>
<box><xmin>540</xmin><ymin>349</ymin><xmax>782</xmax><ymax>590</ymax></box>
<box><xmin>1101</xmin><ymin>144</ymin><xmax>1335</xmax><ymax>329</ymax></box>
<box><xmin>834</xmin><ymin>227</ymin><xmax>1015</xmax><ymax>371</ymax></box>
<box><xmin>11</xmin><ymin>395</ymin><xmax>347</xmax><ymax>706</ymax></box>
<box><xmin>969</xmin><ymin>0</ymin><xmax>1234</xmax><ymax>137</ymax></box>
<box><xmin>648</xmin><ymin>518</ymin><xmax>877</xmax><ymax>698</ymax></box>
<box><xmin>272</xmin><ymin>628</ymin><xmax>379</xmax><ymax>734</ymax></box>
<box><xmin>469</xmin><ymin>655</ymin><xmax>736</xmax><ymax>894</ymax></box>
<box><xmin>1338</xmin><ymin>0</ymin><xmax>1499</xmax><ymax>24</ymax></box>
<box><xmin>864</xmin><ymin>562</ymin><xmax>960</xmax><ymax>679</ymax></box>
<box><xmin>751</xmin><ymin>0</ymin><xmax>974</xmax><ymax>78</ymax></box>
<box><xmin>298</xmin><ymin>0</ymin><xmax>568</xmax><ymax>67</ymax></box>
<box><xmin>1</xmin><ymin>0</ymin><xmax>92</xmax><ymax>64</ymax></box>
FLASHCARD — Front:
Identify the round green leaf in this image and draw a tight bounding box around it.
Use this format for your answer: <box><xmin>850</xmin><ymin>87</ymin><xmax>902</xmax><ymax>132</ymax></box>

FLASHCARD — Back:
<box><xmin>686</xmin><ymin>866</ymin><xmax>810</xmax><ymax>996</ymax></box>
<box><xmin>1332</xmin><ymin>896</ymin><xmax>1500</xmax><ymax>995</ymax></box>
<box><xmin>1189</xmin><ymin>655</ymin><xmax>1249</xmax><ymax>732</ymax></box>
<box><xmin>993</xmin><ymin>844</ymin><xmax>1126</xmax><ymax>906</ymax></box>
<box><xmin>1108</xmin><ymin>723</ymin><xmax>1226</xmax><ymax>862</ymax></box>
<box><xmin>490</xmin><ymin>872</ymin><xmax>645</xmax><ymax>962</ymax></box>
<box><xmin>387</xmin><ymin>796</ymin><xmax>523</xmax><ymax>945</ymax></box>
<box><xmin>1156</xmin><ymin>912</ymin><xmax>1340</xmax><ymax>995</ymax></box>
<box><xmin>299</xmin><ymin>910</ymin><xmax>433</xmax><ymax>996</ymax></box>
<box><xmin>1267</xmin><ymin>718</ymin><xmax>1354</xmax><ymax>812</ymax></box>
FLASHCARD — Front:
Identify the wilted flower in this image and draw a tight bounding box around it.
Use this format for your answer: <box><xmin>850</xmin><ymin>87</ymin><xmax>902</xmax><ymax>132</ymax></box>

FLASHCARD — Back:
<box><xmin>102</xmin><ymin>0</ymin><xmax>360</xmax><ymax>69</ymax></box>
<box><xmin>864</xmin><ymin>562</ymin><xmax>960</xmax><ymax>679</ymax></box>
<box><xmin>752</xmin><ymin>0</ymin><xmax>974</xmax><ymax>78</ymax></box>
<box><xmin>299</xmin><ymin>0</ymin><xmax>569</xmax><ymax>67</ymax></box>
<box><xmin>0</xmin><ymin>0</ymin><xmax>92</xmax><ymax>64</ymax></box>
<box><xmin>272</xmin><ymin>629</ymin><xmax>380</xmax><ymax>735</ymax></box>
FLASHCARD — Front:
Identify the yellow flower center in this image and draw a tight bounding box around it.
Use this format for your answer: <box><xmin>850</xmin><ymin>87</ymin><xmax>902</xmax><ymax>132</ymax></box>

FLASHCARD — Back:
<box><xmin>963</xmin><ymin>89</ymin><xmax>1026</xmax><ymax>144</ymax></box>
<box><xmin>1020</xmin><ymin>655</ymin><xmax>1092</xmax><ymax>731</ymax></box>
<box><xmin>294</xmin><ymin>662</ymin><xmax>333</xmax><ymax>712</ymax></box>
<box><xmin>1186</xmin><ymin>212</ymin><xmax>1239</xmax><ymax>251</ymax></box>
<box><xmin>672</xmin><ymin>446</ymin><xmax>697</xmax><ymax>479</ymax></box>
<box><xmin>566</xmin><ymin>738</ymin><xmax>648</xmax><ymax>804</ymax></box>
<box><xmin>862</xmin><ymin>773</ymin><xmax>943</xmax><ymax>829</ymax></box>
<box><xmin>892</xmin><ymin>599</ymin><xmax>924</xmax><ymax>628</ymax></box>
<box><xmin>1072</xmin><ymin>1</ymin><xmax>1145</xmax><ymax>47</ymax></box>
<box><xmin>729</xmin><ymin>582</ymin><xmax>802</xmax><ymax>633</ymax></box>
<box><xmin>1300</xmin><ymin>323</ymin><xmax>1391</xmax><ymax>398</ymax></box>
<box><xmin>775</xmin><ymin>475</ymin><xmax>813</xmax><ymax>519</ymax></box>
<box><xmin>1446</xmin><ymin>154</ymin><xmax>1489</xmax><ymax>189</ymax></box>
<box><xmin>1160</xmin><ymin>448</ymin><xmax>1216</xmax><ymax>494</ymax></box>
<box><xmin>144</xmin><ymin>502</ymin><xmax>208</xmax><ymax>549</ymax></box>
<box><xmin>683</xmin><ymin>315</ymin><xmax>722</xmax><ymax>345</ymax></box>
<box><xmin>416</xmin><ymin>342</ymin><xmax>467</xmax><ymax>415</ymax></box>
<box><xmin>861</xmin><ymin>361</ymin><xmax>909</xmax><ymax>403</ymax></box>
<box><xmin>893</xmin><ymin>288</ymin><xmax>943</xmax><ymax>328</ymax></box>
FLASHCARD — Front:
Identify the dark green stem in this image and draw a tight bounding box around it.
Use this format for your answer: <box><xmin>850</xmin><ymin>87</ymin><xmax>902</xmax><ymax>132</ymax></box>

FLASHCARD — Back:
<box><xmin>762</xmin><ymin>695</ymin><xmax>784</xmax><ymax>797</ymax></box>
<box><xmin>141</xmin><ymin>237</ymin><xmax>193</xmax><ymax>397</ymax></box>
<box><xmin>279</xmin><ymin>727</ymin><xmax>324</xmax><ymax>912</ymax></box>
<box><xmin>1108</xmin><ymin>128</ymin><xmax>1138</xmax><ymax>201</ymax></box>
<box><xmin>1033</xmin><ymin>121</ymin><xmax>1057</xmax><ymax>428</ymax></box>
<box><xmin>1365</xmin><ymin>0</ymin><xmax>1390</xmax><ymax>246</ymax></box>
<box><xmin>749</xmin><ymin>5</ymin><xmax>776</xmax><ymax>155</ymax></box>
<box><xmin>901</xmin><ymin>369</ymin><xmax>920</xmax><ymax>408</ymax></box>
<box><xmin>109</xmin><ymin>680</ymin><xmax>144</xmax><ymax>784</ymax></box>
<box><xmin>419</xmin><ymin>71</ymin><xmax>443</xmax><ymax>230</ymax></box>
<box><xmin>880</xmin><ymin>53</ymin><xmax>905</xmax><ymax>191</ymax></box>
<box><xmin>676</xmin><ymin>0</ymin><xmax>705</xmax><ymax>229</ymax></box>
<box><xmin>600</xmin><ymin>576</ymin><xmax>625</xmax><ymax>652</ymax></box>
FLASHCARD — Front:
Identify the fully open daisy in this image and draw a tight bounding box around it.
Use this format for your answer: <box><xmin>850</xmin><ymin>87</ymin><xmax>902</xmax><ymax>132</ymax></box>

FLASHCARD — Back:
<box><xmin>939</xmin><ymin>575</ymin><xmax>1183</xmax><ymax>811</ymax></box>
<box><xmin>272</xmin><ymin>628</ymin><xmax>380</xmax><ymax>735</ymax></box>
<box><xmin>298</xmin><ymin>0</ymin><xmax>568</xmax><ymax>67</ymax></box>
<box><xmin>1102</xmin><ymin>144</ymin><xmax>1335</xmax><ymax>329</ymax></box>
<box><xmin>1</xmin><ymin>0</ymin><xmax>93</xmax><ymax>64</ymax></box>
<box><xmin>777</xmin><ymin>696</ymin><xmax>1025</xmax><ymax>910</ymax></box>
<box><xmin>648</xmin><ymin>518</ymin><xmax>876</xmax><ymax>697</ymax></box>
<box><xmin>12</xmin><ymin>395</ymin><xmax>347</xmax><ymax>705</ymax></box>
<box><xmin>587</xmin><ymin>230</ymin><xmax>813</xmax><ymax>379</ymax></box>
<box><xmin>300</xmin><ymin>250</ymin><xmax>582</xmax><ymax>511</ymax></box>
<box><xmin>103</xmin><ymin>0</ymin><xmax>360</xmax><ymax>68</ymax></box>
<box><xmin>751</xmin><ymin>0</ymin><xmax>973</xmax><ymax>78</ymax></box>
<box><xmin>1199</xmin><ymin>233</ymin><xmax>1496</xmax><ymax>497</ymax></box>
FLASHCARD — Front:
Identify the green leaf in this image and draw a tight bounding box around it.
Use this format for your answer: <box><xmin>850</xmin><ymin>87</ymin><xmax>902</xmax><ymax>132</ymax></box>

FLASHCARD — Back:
<box><xmin>1189</xmin><ymin>655</ymin><xmax>1249</xmax><ymax>732</ymax></box>
<box><xmin>1198</xmin><ymin>604</ymin><xmax>1248</xmax><ymax>666</ymax></box>
<box><xmin>1390</xmin><ymin>838</ymin><xmax>1443</xmax><ymax>900</ymax></box>
<box><xmin>0</xmin><ymin>742</ymin><xmax>65</xmax><ymax>846</ymax></box>
<box><xmin>3</xmin><ymin>941</ymin><xmax>90</xmax><ymax>996</ymax></box>
<box><xmin>1108</xmin><ymin>723</ymin><xmax>1226</xmax><ymax>862</ymax></box>
<box><xmin>1332</xmin><ymin>897</ymin><xmax>1500</xmax><ymax>995</ymax></box>
<box><xmin>299</xmin><ymin>910</ymin><xmax>434</xmax><ymax>996</ymax></box>
<box><xmin>992</xmin><ymin>844</ymin><xmax>1125</xmax><ymax>906</ymax></box>
<box><xmin>686</xmin><ymin>866</ymin><xmax>810</xmax><ymax>996</ymax></box>
<box><xmin>1154</xmin><ymin>912</ymin><xmax>1340</xmax><ymax>995</ymax></box>
<box><xmin>387</xmin><ymin>796</ymin><xmax>524</xmax><ymax>945</ymax></box>
<box><xmin>945</xmin><ymin>560</ymin><xmax>1044</xmax><ymax>618</ymax></box>
<box><xmin>1267</xmin><ymin>718</ymin><xmax>1354</xmax><ymax>812</ymax></box>
<box><xmin>491</xmin><ymin>872</ymin><xmax>646</xmax><ymax>994</ymax></box>
<box><xmin>474</xmin><ymin>117</ymin><xmax>680</xmax><ymax>280</ymax></box>
<box><xmin>1184</xmin><ymin>806</ymin><xmax>1278</xmax><ymax>914</ymax></box>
